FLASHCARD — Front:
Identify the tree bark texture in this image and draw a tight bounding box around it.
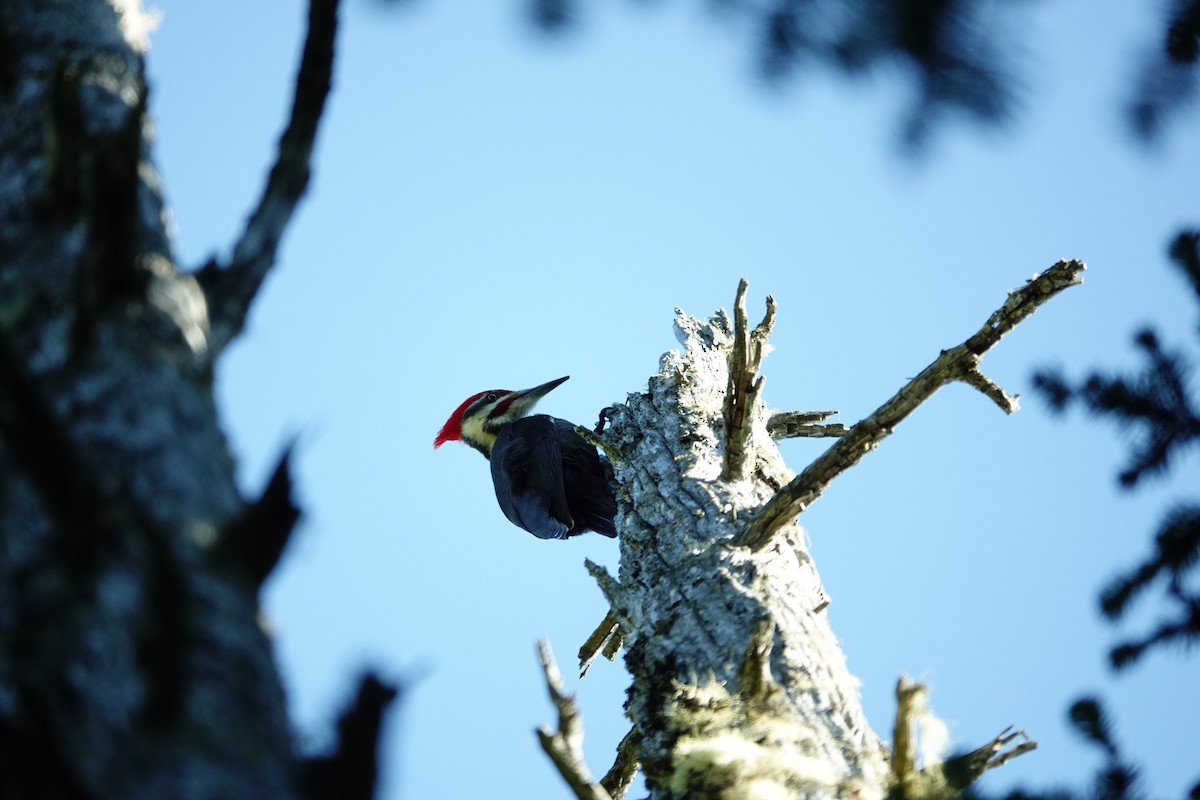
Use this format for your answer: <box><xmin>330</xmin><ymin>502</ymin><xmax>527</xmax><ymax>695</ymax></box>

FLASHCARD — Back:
<box><xmin>593</xmin><ymin>308</ymin><xmax>891</xmax><ymax>800</ymax></box>
<box><xmin>586</xmin><ymin>262</ymin><xmax>1079</xmax><ymax>799</ymax></box>
<box><xmin>0</xmin><ymin>1</ymin><xmax>383</xmax><ymax>798</ymax></box>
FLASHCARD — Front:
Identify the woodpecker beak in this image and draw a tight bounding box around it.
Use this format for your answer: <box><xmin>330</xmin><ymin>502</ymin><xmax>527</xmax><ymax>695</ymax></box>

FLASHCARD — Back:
<box><xmin>518</xmin><ymin>376</ymin><xmax>569</xmax><ymax>400</ymax></box>
<box><xmin>496</xmin><ymin>375</ymin><xmax>569</xmax><ymax>419</ymax></box>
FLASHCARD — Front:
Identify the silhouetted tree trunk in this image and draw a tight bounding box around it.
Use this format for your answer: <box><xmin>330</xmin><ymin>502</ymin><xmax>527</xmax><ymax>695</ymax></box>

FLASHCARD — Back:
<box><xmin>0</xmin><ymin>1</ymin><xmax>392</xmax><ymax>798</ymax></box>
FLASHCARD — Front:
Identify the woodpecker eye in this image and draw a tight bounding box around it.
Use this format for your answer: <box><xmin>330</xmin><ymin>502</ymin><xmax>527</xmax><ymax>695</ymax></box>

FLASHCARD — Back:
<box><xmin>485</xmin><ymin>392</ymin><xmax>500</xmax><ymax>402</ymax></box>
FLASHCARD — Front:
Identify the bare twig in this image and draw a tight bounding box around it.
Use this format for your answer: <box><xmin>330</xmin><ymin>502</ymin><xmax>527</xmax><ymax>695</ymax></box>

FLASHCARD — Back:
<box><xmin>940</xmin><ymin>727</ymin><xmax>1037</xmax><ymax>790</ymax></box>
<box><xmin>767</xmin><ymin>410</ymin><xmax>848</xmax><ymax>439</ymax></box>
<box><xmin>736</xmin><ymin>260</ymin><xmax>1086</xmax><ymax>551</ymax></box>
<box><xmin>723</xmin><ymin>279</ymin><xmax>777</xmax><ymax>481</ymax></box>
<box><xmin>536</xmin><ymin>640</ymin><xmax>613</xmax><ymax>800</ymax></box>
<box><xmin>200</xmin><ymin>0</ymin><xmax>340</xmax><ymax>352</ymax></box>
<box><xmin>961</xmin><ymin>367</ymin><xmax>1020</xmax><ymax>413</ymax></box>
<box><xmin>891</xmin><ymin>678</ymin><xmax>1036</xmax><ymax>798</ymax></box>
<box><xmin>768</xmin><ymin>410</ymin><xmax>838</xmax><ymax>425</ymax></box>
<box><xmin>781</xmin><ymin>423</ymin><xmax>848</xmax><ymax>438</ymax></box>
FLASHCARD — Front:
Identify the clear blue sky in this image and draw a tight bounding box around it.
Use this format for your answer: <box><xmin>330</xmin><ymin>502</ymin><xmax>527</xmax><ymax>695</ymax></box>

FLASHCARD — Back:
<box><xmin>147</xmin><ymin>1</ymin><xmax>1198</xmax><ymax>798</ymax></box>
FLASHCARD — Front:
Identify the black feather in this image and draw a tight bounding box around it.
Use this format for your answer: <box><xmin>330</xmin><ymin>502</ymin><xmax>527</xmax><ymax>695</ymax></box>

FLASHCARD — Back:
<box><xmin>490</xmin><ymin>415</ymin><xmax>616</xmax><ymax>539</ymax></box>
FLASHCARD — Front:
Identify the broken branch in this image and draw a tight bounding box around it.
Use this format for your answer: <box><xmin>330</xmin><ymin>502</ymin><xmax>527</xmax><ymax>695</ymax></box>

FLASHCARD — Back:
<box><xmin>600</xmin><ymin>728</ymin><xmax>642</xmax><ymax>800</ymax></box>
<box><xmin>536</xmin><ymin>640</ymin><xmax>613</xmax><ymax>800</ymax></box>
<box><xmin>767</xmin><ymin>410</ymin><xmax>848</xmax><ymax>439</ymax></box>
<box><xmin>737</xmin><ymin>260</ymin><xmax>1085</xmax><ymax>551</ymax></box>
<box><xmin>891</xmin><ymin>677</ymin><xmax>1037</xmax><ymax>798</ymax></box>
<box><xmin>578</xmin><ymin>611</ymin><xmax>621</xmax><ymax>677</ymax></box>
<box><xmin>940</xmin><ymin>727</ymin><xmax>1038</xmax><ymax>791</ymax></box>
<box><xmin>723</xmin><ymin>279</ymin><xmax>776</xmax><ymax>481</ymax></box>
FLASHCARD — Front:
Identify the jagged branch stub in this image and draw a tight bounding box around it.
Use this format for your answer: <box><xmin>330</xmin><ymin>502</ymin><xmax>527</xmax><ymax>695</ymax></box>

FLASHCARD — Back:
<box><xmin>723</xmin><ymin>278</ymin><xmax>777</xmax><ymax>481</ymax></box>
<box><xmin>767</xmin><ymin>410</ymin><xmax>848</xmax><ymax>439</ymax></box>
<box><xmin>599</xmin><ymin>728</ymin><xmax>642</xmax><ymax>800</ymax></box>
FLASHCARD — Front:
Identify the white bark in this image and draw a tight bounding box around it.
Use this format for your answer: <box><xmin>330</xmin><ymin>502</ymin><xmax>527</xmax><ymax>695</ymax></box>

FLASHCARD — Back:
<box><xmin>594</xmin><ymin>307</ymin><xmax>890</xmax><ymax>800</ymax></box>
<box><xmin>582</xmin><ymin>263</ymin><xmax>1080</xmax><ymax>799</ymax></box>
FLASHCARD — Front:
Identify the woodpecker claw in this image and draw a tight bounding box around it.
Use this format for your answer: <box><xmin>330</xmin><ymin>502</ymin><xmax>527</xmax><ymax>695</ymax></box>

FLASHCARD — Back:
<box><xmin>595</xmin><ymin>406</ymin><xmax>617</xmax><ymax>435</ymax></box>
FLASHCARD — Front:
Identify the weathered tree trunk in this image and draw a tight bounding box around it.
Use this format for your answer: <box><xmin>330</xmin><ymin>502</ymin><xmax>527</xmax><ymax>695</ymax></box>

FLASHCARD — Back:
<box><xmin>545</xmin><ymin>267</ymin><xmax>1079</xmax><ymax>799</ymax></box>
<box><xmin>0</xmin><ymin>1</ymin><xmax>390</xmax><ymax>798</ymax></box>
<box><xmin>596</xmin><ymin>307</ymin><xmax>891</xmax><ymax>799</ymax></box>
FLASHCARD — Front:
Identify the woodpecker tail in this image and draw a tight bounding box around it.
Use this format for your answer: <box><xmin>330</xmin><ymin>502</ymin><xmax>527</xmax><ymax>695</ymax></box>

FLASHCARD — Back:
<box><xmin>561</xmin><ymin>458</ymin><xmax>617</xmax><ymax>538</ymax></box>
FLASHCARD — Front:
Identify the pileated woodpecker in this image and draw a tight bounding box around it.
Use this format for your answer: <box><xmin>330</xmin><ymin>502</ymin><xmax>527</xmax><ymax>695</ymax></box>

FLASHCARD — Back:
<box><xmin>434</xmin><ymin>376</ymin><xmax>618</xmax><ymax>540</ymax></box>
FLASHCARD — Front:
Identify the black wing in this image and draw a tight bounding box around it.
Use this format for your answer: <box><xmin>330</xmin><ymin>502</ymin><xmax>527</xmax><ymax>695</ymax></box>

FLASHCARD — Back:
<box><xmin>490</xmin><ymin>416</ymin><xmax>574</xmax><ymax>539</ymax></box>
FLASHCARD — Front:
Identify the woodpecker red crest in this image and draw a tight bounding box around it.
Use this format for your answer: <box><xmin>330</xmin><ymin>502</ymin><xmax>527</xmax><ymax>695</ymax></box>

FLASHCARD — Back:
<box><xmin>433</xmin><ymin>389</ymin><xmax>507</xmax><ymax>449</ymax></box>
